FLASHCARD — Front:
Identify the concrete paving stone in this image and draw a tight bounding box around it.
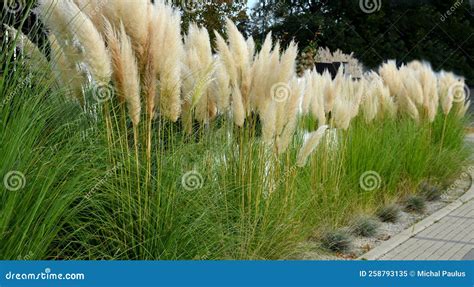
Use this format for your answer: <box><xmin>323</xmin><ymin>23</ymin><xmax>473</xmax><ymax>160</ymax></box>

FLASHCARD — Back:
<box><xmin>376</xmin><ymin>200</ymin><xmax>474</xmax><ymax>260</ymax></box>
<box><xmin>408</xmin><ymin>224</ymin><xmax>471</xmax><ymax>259</ymax></box>
<box><xmin>411</xmin><ymin>240</ymin><xmax>451</xmax><ymax>260</ymax></box>
<box><xmin>439</xmin><ymin>240</ymin><xmax>472</xmax><ymax>260</ymax></box>
<box><xmin>388</xmin><ymin>239</ymin><xmax>424</xmax><ymax>259</ymax></box>
<box><xmin>452</xmin><ymin>245</ymin><xmax>474</xmax><ymax>260</ymax></box>
<box><xmin>461</xmin><ymin>248</ymin><xmax>474</xmax><ymax>260</ymax></box>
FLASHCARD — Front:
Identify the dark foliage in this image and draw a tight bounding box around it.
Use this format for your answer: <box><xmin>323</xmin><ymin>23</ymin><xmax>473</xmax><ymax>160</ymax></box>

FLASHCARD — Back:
<box><xmin>250</xmin><ymin>0</ymin><xmax>474</xmax><ymax>85</ymax></box>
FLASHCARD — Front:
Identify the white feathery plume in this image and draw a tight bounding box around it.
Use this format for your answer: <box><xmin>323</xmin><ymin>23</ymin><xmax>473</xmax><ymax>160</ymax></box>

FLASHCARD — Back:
<box><xmin>214</xmin><ymin>32</ymin><xmax>238</xmax><ymax>85</ymax></box>
<box><xmin>73</xmin><ymin>0</ymin><xmax>105</xmax><ymax>30</ymax></box>
<box><xmin>322</xmin><ymin>70</ymin><xmax>335</xmax><ymax>113</ymax></box>
<box><xmin>142</xmin><ymin>4</ymin><xmax>157</xmax><ymax>118</ymax></box>
<box><xmin>37</xmin><ymin>0</ymin><xmax>85</xmax><ymax>72</ymax></box>
<box><xmin>49</xmin><ymin>32</ymin><xmax>85</xmax><ymax>101</ymax></box>
<box><xmin>407</xmin><ymin>60</ymin><xmax>423</xmax><ymax>72</ymax></box>
<box><xmin>274</xmin><ymin>42</ymin><xmax>298</xmax><ymax>136</ymax></box>
<box><xmin>258</xmin><ymin>41</ymin><xmax>286</xmax><ymax>143</ymax></box>
<box><xmin>250</xmin><ymin>33</ymin><xmax>273</xmax><ymax>111</ymax></box>
<box><xmin>301</xmin><ymin>70</ymin><xmax>313</xmax><ymax>115</ymax></box>
<box><xmin>332</xmin><ymin>91</ymin><xmax>353</xmax><ymax>130</ymax></box>
<box><xmin>347</xmin><ymin>77</ymin><xmax>363</xmax><ymax>119</ymax></box>
<box><xmin>39</xmin><ymin>0</ymin><xmax>111</xmax><ymax>85</ymax></box>
<box><xmin>296</xmin><ymin>125</ymin><xmax>329</xmax><ymax>167</ymax></box>
<box><xmin>261</xmin><ymin>99</ymin><xmax>277</xmax><ymax>144</ymax></box>
<box><xmin>309</xmin><ymin>70</ymin><xmax>326</xmax><ymax>125</ymax></box>
<box><xmin>102</xmin><ymin>0</ymin><xmax>149</xmax><ymax>58</ymax></box>
<box><xmin>104</xmin><ymin>18</ymin><xmax>126</xmax><ymax>103</ymax></box>
<box><xmin>376</xmin><ymin>77</ymin><xmax>397</xmax><ymax>119</ymax></box>
<box><xmin>212</xmin><ymin>59</ymin><xmax>231</xmax><ymax>112</ymax></box>
<box><xmin>456</xmin><ymin>100</ymin><xmax>470</xmax><ymax>118</ymax></box>
<box><xmin>247</xmin><ymin>36</ymin><xmax>256</xmax><ymax>61</ymax></box>
<box><xmin>416</xmin><ymin>62</ymin><xmax>439</xmax><ymax>122</ymax></box>
<box><xmin>225</xmin><ymin>18</ymin><xmax>249</xmax><ymax>76</ymax></box>
<box><xmin>438</xmin><ymin>71</ymin><xmax>456</xmax><ymax>115</ymax></box>
<box><xmin>231</xmin><ymin>84</ymin><xmax>246</xmax><ymax>127</ymax></box>
<box><xmin>37</xmin><ymin>0</ymin><xmax>70</xmax><ymax>37</ymax></box>
<box><xmin>118</xmin><ymin>23</ymin><xmax>141</xmax><ymax>126</ymax></box>
<box><xmin>153</xmin><ymin>2</ymin><xmax>184</xmax><ymax>122</ymax></box>
<box><xmin>225</xmin><ymin>18</ymin><xmax>250</xmax><ymax>73</ymax></box>
<box><xmin>362</xmin><ymin>76</ymin><xmax>380</xmax><ymax>123</ymax></box>
<box><xmin>277</xmin><ymin>77</ymin><xmax>303</xmax><ymax>153</ymax></box>
<box><xmin>401</xmin><ymin>66</ymin><xmax>424</xmax><ymax>106</ymax></box>
<box><xmin>379</xmin><ymin>60</ymin><xmax>403</xmax><ymax>97</ymax></box>
<box><xmin>66</xmin><ymin>0</ymin><xmax>111</xmax><ymax>85</ymax></box>
<box><xmin>277</xmin><ymin>41</ymin><xmax>298</xmax><ymax>83</ymax></box>
<box><xmin>182</xmin><ymin>24</ymin><xmax>215</xmax><ymax>123</ymax></box>
<box><xmin>4</xmin><ymin>25</ymin><xmax>49</xmax><ymax>67</ymax></box>
<box><xmin>214</xmin><ymin>32</ymin><xmax>244</xmax><ymax>125</ymax></box>
<box><xmin>220</xmin><ymin>19</ymin><xmax>256</xmax><ymax>113</ymax></box>
<box><xmin>451</xmin><ymin>77</ymin><xmax>469</xmax><ymax>118</ymax></box>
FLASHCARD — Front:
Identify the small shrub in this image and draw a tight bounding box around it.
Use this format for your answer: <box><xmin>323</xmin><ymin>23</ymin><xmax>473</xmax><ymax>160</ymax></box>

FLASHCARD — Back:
<box><xmin>404</xmin><ymin>195</ymin><xmax>426</xmax><ymax>213</ymax></box>
<box><xmin>350</xmin><ymin>216</ymin><xmax>379</xmax><ymax>237</ymax></box>
<box><xmin>420</xmin><ymin>183</ymin><xmax>443</xmax><ymax>201</ymax></box>
<box><xmin>321</xmin><ymin>229</ymin><xmax>352</xmax><ymax>252</ymax></box>
<box><xmin>376</xmin><ymin>204</ymin><xmax>400</xmax><ymax>223</ymax></box>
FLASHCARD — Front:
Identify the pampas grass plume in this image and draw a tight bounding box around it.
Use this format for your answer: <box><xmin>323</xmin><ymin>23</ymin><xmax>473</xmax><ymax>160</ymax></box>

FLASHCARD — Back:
<box><xmin>438</xmin><ymin>71</ymin><xmax>455</xmax><ymax>115</ymax></box>
<box><xmin>118</xmin><ymin>23</ymin><xmax>141</xmax><ymax>125</ymax></box>
<box><xmin>61</xmin><ymin>0</ymin><xmax>111</xmax><ymax>85</ymax></box>
<box><xmin>153</xmin><ymin>2</ymin><xmax>183</xmax><ymax>121</ymax></box>
<box><xmin>296</xmin><ymin>125</ymin><xmax>329</xmax><ymax>167</ymax></box>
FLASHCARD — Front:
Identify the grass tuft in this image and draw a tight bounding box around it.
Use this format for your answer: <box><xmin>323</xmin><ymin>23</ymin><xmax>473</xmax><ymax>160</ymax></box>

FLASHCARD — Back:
<box><xmin>350</xmin><ymin>216</ymin><xmax>379</xmax><ymax>237</ymax></box>
<box><xmin>376</xmin><ymin>204</ymin><xmax>400</xmax><ymax>223</ymax></box>
<box><xmin>321</xmin><ymin>229</ymin><xmax>353</xmax><ymax>252</ymax></box>
<box><xmin>420</xmin><ymin>182</ymin><xmax>443</xmax><ymax>201</ymax></box>
<box><xmin>404</xmin><ymin>195</ymin><xmax>426</xmax><ymax>213</ymax></box>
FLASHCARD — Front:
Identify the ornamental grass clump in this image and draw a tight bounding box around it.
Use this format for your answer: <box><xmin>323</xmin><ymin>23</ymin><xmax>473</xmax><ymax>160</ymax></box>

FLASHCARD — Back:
<box><xmin>420</xmin><ymin>182</ymin><xmax>443</xmax><ymax>201</ymax></box>
<box><xmin>321</xmin><ymin>229</ymin><xmax>353</xmax><ymax>253</ymax></box>
<box><xmin>404</xmin><ymin>195</ymin><xmax>427</xmax><ymax>213</ymax></box>
<box><xmin>350</xmin><ymin>216</ymin><xmax>379</xmax><ymax>237</ymax></box>
<box><xmin>376</xmin><ymin>204</ymin><xmax>400</xmax><ymax>223</ymax></box>
<box><xmin>1</xmin><ymin>0</ymin><xmax>470</xmax><ymax>260</ymax></box>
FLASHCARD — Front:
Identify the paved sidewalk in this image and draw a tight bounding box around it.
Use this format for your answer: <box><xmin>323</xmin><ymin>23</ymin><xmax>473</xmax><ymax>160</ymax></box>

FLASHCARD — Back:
<box><xmin>380</xmin><ymin>200</ymin><xmax>473</xmax><ymax>260</ymax></box>
<box><xmin>360</xmin><ymin>189</ymin><xmax>474</xmax><ymax>260</ymax></box>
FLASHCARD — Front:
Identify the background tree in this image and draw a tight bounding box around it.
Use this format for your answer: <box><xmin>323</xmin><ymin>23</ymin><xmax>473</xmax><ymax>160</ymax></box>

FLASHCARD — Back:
<box><xmin>251</xmin><ymin>0</ymin><xmax>474</xmax><ymax>85</ymax></box>
<box><xmin>174</xmin><ymin>0</ymin><xmax>249</xmax><ymax>44</ymax></box>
